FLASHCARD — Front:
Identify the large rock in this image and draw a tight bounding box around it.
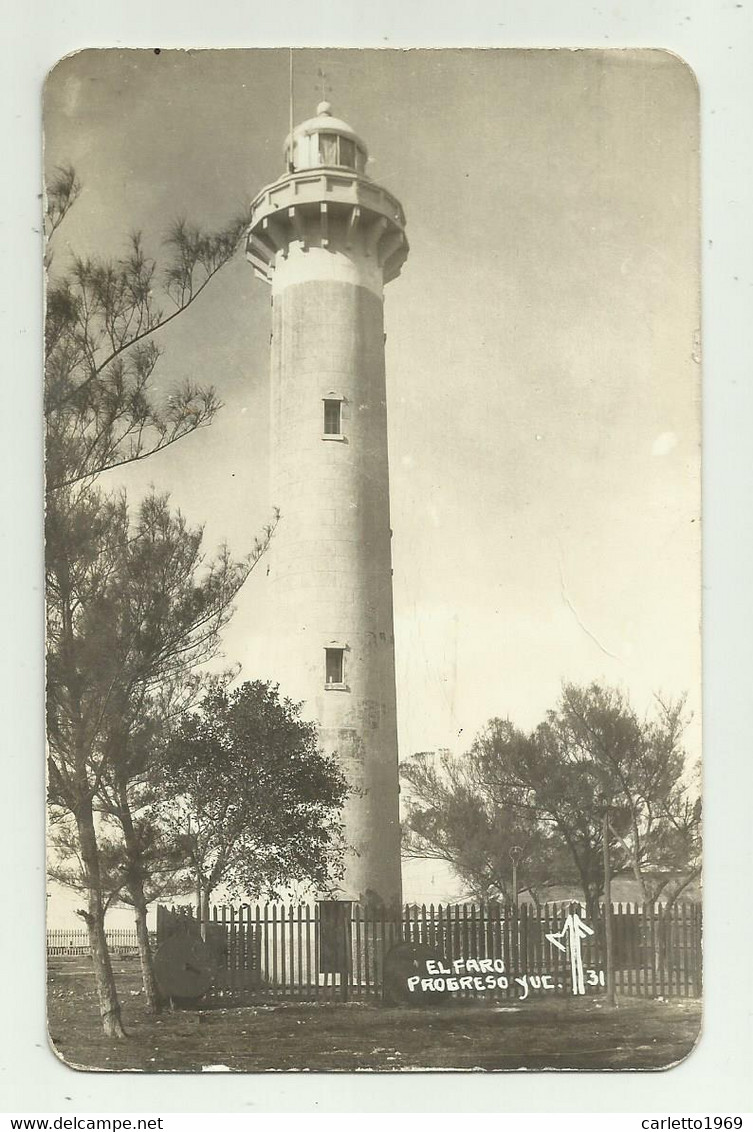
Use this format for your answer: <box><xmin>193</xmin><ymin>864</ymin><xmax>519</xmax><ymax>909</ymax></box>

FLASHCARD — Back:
<box><xmin>383</xmin><ymin>941</ymin><xmax>449</xmax><ymax>1006</ymax></box>
<box><xmin>153</xmin><ymin>934</ymin><xmax>216</xmax><ymax>1002</ymax></box>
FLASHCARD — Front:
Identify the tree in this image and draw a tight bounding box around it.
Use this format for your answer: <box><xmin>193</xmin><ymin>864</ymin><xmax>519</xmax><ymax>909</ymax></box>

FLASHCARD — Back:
<box><xmin>160</xmin><ymin>681</ymin><xmax>350</xmax><ymax>921</ymax></box>
<box><xmin>44</xmin><ymin>166</ymin><xmax>260</xmax><ymax>1034</ymax></box>
<box><xmin>48</xmin><ymin>817</ymin><xmax>190</xmax><ymax>941</ymax></box>
<box><xmin>545</xmin><ymin>684</ymin><xmax>701</xmax><ymax>905</ymax></box>
<box><xmin>44</xmin><ymin>167</ymin><xmax>248</xmax><ymax>495</ymax></box>
<box><xmin>47</xmin><ymin>490</ymin><xmax>272</xmax><ymax>1017</ymax></box>
<box><xmin>471</xmin><ymin>684</ymin><xmax>701</xmax><ymax>915</ymax></box>
<box><xmin>49</xmin><ymin>785</ymin><xmax>192</xmax><ymax>1012</ymax></box>
<box><xmin>46</xmin><ymin>487</ymin><xmax>132</xmax><ymax>1036</ymax></box>
<box><xmin>400</xmin><ymin>749</ymin><xmax>573</xmax><ymax>905</ymax></box>
<box><xmin>401</xmin><ymin>684</ymin><xmax>701</xmax><ymax>920</ymax></box>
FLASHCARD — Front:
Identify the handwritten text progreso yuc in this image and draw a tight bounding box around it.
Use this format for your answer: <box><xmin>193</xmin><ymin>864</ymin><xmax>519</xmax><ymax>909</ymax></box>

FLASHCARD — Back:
<box><xmin>406</xmin><ymin>957</ymin><xmax>606</xmax><ymax>1000</ymax></box>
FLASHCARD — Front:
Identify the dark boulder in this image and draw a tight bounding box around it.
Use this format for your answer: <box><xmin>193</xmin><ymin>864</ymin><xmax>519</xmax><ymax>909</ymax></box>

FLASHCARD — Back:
<box><xmin>153</xmin><ymin>933</ymin><xmax>216</xmax><ymax>1002</ymax></box>
<box><xmin>383</xmin><ymin>941</ymin><xmax>449</xmax><ymax>1006</ymax></box>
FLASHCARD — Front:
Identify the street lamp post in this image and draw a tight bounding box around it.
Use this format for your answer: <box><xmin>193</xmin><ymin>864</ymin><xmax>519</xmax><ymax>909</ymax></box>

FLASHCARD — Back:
<box><xmin>509</xmin><ymin>845</ymin><xmax>523</xmax><ymax>909</ymax></box>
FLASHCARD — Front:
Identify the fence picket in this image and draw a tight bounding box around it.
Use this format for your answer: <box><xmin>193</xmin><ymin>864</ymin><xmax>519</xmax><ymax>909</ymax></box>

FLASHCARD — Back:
<box><xmin>296</xmin><ymin>905</ymin><xmax>303</xmax><ymax>997</ymax></box>
<box><xmin>672</xmin><ymin>903</ymin><xmax>680</xmax><ymax>997</ymax></box>
<box><xmin>626</xmin><ymin>902</ymin><xmax>633</xmax><ymax>996</ymax></box>
<box><xmin>542</xmin><ymin>903</ymin><xmax>551</xmax><ymax>990</ymax></box>
<box><xmin>647</xmin><ymin>902</ymin><xmax>656</xmax><ymax>997</ymax></box>
<box><xmin>280</xmin><ymin>904</ymin><xmax>288</xmax><ymax>995</ymax></box>
<box><xmin>647</xmin><ymin>901</ymin><xmax>655</xmax><ymax>997</ymax></box>
<box><xmin>478</xmin><ymin>901</ymin><xmax>485</xmax><ymax>962</ymax></box>
<box><xmin>487</xmin><ymin>901</ymin><xmax>495</xmax><ymax>965</ymax></box>
<box><xmin>632</xmin><ymin>902</ymin><xmax>641</xmax><ymax>998</ymax></box>
<box><xmin>694</xmin><ymin>903</ymin><xmax>703</xmax><ymax>996</ymax></box>
<box><xmin>679</xmin><ymin>901</ymin><xmax>692</xmax><ymax>1000</ymax></box>
<box><xmin>532</xmin><ymin>902</ymin><xmax>542</xmax><ymax>975</ymax></box>
<box><xmin>270</xmin><ymin>904</ymin><xmax>277</xmax><ymax>989</ymax></box>
<box><xmin>353</xmin><ymin>904</ymin><xmax>361</xmax><ymax>996</ymax></box>
<box><xmin>624</xmin><ymin>903</ymin><xmax>633</xmax><ymax>997</ymax></box>
<box><xmin>437</xmin><ymin>903</ymin><xmax>445</xmax><ymax>966</ymax></box>
<box><xmin>379</xmin><ymin>904</ymin><xmax>387</xmax><ymax>1002</ymax></box>
<box><xmin>304</xmin><ymin>904</ymin><xmax>311</xmax><ymax>996</ymax></box>
<box><xmin>231</xmin><ymin>905</ymin><xmax>238</xmax><ymax>994</ymax></box>
<box><xmin>640</xmin><ymin>902</ymin><xmax>648</xmax><ymax>997</ymax></box>
<box><xmin>658</xmin><ymin>903</ymin><xmax>667</xmax><ymax>998</ymax></box>
<box><xmin>287</xmin><ymin>903</ymin><xmax>294</xmax><ymax>997</ymax></box>
<box><xmin>314</xmin><ymin>902</ymin><xmax>321</xmax><ymax>1000</ymax></box>
<box><xmin>363</xmin><ymin>903</ymin><xmax>371</xmax><ymax>999</ymax></box>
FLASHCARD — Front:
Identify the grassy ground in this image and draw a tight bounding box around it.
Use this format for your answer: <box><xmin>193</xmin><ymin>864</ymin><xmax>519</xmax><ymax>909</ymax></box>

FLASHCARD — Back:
<box><xmin>48</xmin><ymin>955</ymin><xmax>701</xmax><ymax>1073</ymax></box>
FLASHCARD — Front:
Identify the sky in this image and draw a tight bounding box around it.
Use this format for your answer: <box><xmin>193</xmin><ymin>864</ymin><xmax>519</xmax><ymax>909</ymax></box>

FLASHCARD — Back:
<box><xmin>44</xmin><ymin>48</ymin><xmax>700</xmax><ymax>913</ymax></box>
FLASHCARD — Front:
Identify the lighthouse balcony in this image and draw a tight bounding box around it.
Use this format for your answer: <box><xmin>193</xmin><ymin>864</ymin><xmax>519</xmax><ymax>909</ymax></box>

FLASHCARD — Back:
<box><xmin>250</xmin><ymin>168</ymin><xmax>405</xmax><ymax>229</ymax></box>
<box><xmin>246</xmin><ymin>170</ymin><xmax>408</xmax><ymax>284</ymax></box>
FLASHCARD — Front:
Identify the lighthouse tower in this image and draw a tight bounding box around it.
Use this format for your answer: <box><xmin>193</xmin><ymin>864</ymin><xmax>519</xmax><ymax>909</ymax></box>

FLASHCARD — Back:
<box><xmin>246</xmin><ymin>103</ymin><xmax>408</xmax><ymax>907</ymax></box>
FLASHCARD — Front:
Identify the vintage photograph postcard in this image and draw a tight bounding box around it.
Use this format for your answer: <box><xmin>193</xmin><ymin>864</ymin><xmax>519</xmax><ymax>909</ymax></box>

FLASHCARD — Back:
<box><xmin>44</xmin><ymin>47</ymin><xmax>701</xmax><ymax>1072</ymax></box>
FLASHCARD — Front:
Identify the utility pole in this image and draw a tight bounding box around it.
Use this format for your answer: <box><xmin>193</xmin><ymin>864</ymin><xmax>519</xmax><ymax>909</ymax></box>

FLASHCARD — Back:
<box><xmin>602</xmin><ymin>808</ymin><xmax>617</xmax><ymax>1008</ymax></box>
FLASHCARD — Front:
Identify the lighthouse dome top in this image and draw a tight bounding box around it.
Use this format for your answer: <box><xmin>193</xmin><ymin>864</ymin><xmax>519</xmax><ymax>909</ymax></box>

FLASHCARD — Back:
<box><xmin>284</xmin><ymin>102</ymin><xmax>369</xmax><ymax>175</ymax></box>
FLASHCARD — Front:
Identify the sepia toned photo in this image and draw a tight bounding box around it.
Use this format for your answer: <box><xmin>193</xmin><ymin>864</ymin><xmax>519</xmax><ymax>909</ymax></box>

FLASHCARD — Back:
<box><xmin>44</xmin><ymin>47</ymin><xmax>701</xmax><ymax>1072</ymax></box>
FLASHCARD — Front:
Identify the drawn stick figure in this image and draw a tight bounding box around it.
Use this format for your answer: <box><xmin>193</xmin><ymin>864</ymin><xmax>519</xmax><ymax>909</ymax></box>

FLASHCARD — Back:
<box><xmin>546</xmin><ymin>906</ymin><xmax>594</xmax><ymax>995</ymax></box>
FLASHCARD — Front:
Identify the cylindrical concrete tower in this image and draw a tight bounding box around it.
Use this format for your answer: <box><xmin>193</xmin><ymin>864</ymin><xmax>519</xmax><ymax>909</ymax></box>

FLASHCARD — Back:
<box><xmin>247</xmin><ymin>103</ymin><xmax>408</xmax><ymax>907</ymax></box>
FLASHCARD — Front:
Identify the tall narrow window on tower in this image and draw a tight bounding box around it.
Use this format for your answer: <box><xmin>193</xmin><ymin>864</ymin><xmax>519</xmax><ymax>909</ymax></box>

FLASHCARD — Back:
<box><xmin>323</xmin><ymin>398</ymin><xmax>342</xmax><ymax>436</ymax></box>
<box><xmin>325</xmin><ymin>647</ymin><xmax>344</xmax><ymax>687</ymax></box>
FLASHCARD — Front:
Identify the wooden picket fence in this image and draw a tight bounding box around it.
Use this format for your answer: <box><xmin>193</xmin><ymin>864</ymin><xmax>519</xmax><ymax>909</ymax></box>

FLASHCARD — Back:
<box><xmin>155</xmin><ymin>900</ymin><xmax>702</xmax><ymax>1003</ymax></box>
<box><xmin>47</xmin><ymin>927</ymin><xmax>140</xmax><ymax>956</ymax></box>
